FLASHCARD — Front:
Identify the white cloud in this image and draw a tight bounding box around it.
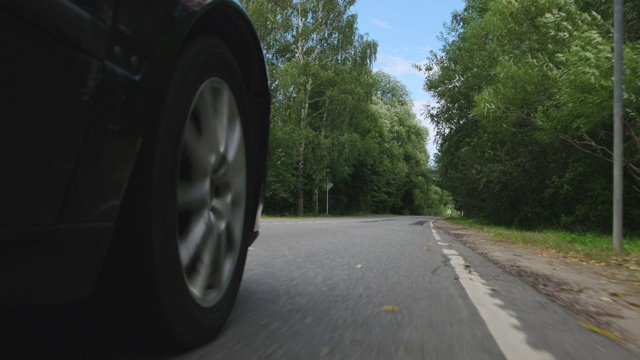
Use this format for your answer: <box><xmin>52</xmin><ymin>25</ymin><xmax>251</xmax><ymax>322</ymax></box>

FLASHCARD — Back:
<box><xmin>376</xmin><ymin>54</ymin><xmax>422</xmax><ymax>77</ymax></box>
<box><xmin>370</xmin><ymin>17</ymin><xmax>392</xmax><ymax>29</ymax></box>
<box><xmin>411</xmin><ymin>98</ymin><xmax>439</xmax><ymax>160</ymax></box>
<box><xmin>412</xmin><ymin>99</ymin><xmax>428</xmax><ymax>122</ymax></box>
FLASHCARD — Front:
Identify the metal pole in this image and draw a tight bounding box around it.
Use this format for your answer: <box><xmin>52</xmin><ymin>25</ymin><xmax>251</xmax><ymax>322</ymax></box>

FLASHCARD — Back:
<box><xmin>613</xmin><ymin>0</ymin><xmax>624</xmax><ymax>253</ymax></box>
<box><xmin>326</xmin><ymin>184</ymin><xmax>329</xmax><ymax>215</ymax></box>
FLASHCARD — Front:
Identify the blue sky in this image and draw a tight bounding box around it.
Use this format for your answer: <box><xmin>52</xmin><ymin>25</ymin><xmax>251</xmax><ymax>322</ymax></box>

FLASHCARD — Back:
<box><xmin>351</xmin><ymin>0</ymin><xmax>465</xmax><ymax>158</ymax></box>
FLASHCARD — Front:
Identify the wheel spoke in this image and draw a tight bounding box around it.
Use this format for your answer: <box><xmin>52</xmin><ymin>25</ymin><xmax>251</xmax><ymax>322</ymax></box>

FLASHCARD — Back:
<box><xmin>183</xmin><ymin>118</ymin><xmax>214</xmax><ymax>180</ymax></box>
<box><xmin>196</xmin><ymin>85</ymin><xmax>216</xmax><ymax>147</ymax></box>
<box><xmin>230</xmin><ymin>179</ymin><xmax>245</xmax><ymax>236</ymax></box>
<box><xmin>198</xmin><ymin>85</ymin><xmax>228</xmax><ymax>156</ymax></box>
<box><xmin>178</xmin><ymin>209</ymin><xmax>210</xmax><ymax>268</ymax></box>
<box><xmin>189</xmin><ymin>225</ymin><xmax>216</xmax><ymax>296</ymax></box>
<box><xmin>212</xmin><ymin>223</ymin><xmax>228</xmax><ymax>289</ymax></box>
<box><xmin>213</xmin><ymin>86</ymin><xmax>230</xmax><ymax>153</ymax></box>
<box><xmin>223</xmin><ymin>224</ymin><xmax>236</xmax><ymax>275</ymax></box>
<box><xmin>225</xmin><ymin>114</ymin><xmax>243</xmax><ymax>163</ymax></box>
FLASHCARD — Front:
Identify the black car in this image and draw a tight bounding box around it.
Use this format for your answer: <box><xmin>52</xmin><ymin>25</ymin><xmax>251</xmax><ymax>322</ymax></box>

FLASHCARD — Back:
<box><xmin>0</xmin><ymin>0</ymin><xmax>270</xmax><ymax>349</ymax></box>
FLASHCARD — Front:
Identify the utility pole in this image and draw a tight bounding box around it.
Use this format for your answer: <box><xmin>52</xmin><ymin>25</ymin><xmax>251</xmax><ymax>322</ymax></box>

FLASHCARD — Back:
<box><xmin>613</xmin><ymin>0</ymin><xmax>624</xmax><ymax>253</ymax></box>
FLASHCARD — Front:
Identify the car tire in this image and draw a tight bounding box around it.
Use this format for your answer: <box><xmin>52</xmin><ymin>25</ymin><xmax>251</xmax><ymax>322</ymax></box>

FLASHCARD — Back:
<box><xmin>109</xmin><ymin>36</ymin><xmax>254</xmax><ymax>350</ymax></box>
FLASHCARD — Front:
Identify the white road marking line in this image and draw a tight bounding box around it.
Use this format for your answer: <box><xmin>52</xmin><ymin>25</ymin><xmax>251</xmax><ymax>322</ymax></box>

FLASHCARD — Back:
<box><xmin>430</xmin><ymin>221</ymin><xmax>555</xmax><ymax>360</ymax></box>
<box><xmin>438</xmin><ymin>242</ymin><xmax>449</xmax><ymax>246</ymax></box>
<box><xmin>442</xmin><ymin>248</ymin><xmax>458</xmax><ymax>256</ymax></box>
<box><xmin>430</xmin><ymin>222</ymin><xmax>442</xmax><ymax>241</ymax></box>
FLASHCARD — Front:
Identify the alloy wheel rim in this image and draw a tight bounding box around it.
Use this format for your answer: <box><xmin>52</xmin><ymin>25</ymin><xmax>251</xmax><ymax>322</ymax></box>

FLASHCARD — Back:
<box><xmin>176</xmin><ymin>77</ymin><xmax>246</xmax><ymax>307</ymax></box>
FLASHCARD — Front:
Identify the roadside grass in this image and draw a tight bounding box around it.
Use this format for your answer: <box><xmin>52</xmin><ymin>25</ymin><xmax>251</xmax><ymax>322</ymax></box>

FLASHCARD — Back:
<box><xmin>449</xmin><ymin>218</ymin><xmax>640</xmax><ymax>269</ymax></box>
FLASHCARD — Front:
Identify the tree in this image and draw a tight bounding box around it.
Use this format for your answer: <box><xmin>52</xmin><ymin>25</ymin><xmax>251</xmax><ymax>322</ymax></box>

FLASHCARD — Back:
<box><xmin>420</xmin><ymin>0</ymin><xmax>640</xmax><ymax>232</ymax></box>
<box><xmin>244</xmin><ymin>0</ymin><xmax>376</xmax><ymax>215</ymax></box>
<box><xmin>244</xmin><ymin>0</ymin><xmax>448</xmax><ymax>217</ymax></box>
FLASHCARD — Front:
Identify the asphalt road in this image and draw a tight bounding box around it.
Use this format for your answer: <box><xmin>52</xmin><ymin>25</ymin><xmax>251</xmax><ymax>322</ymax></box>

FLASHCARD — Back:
<box><xmin>7</xmin><ymin>216</ymin><xmax>638</xmax><ymax>359</ymax></box>
<box><xmin>171</xmin><ymin>216</ymin><xmax>637</xmax><ymax>360</ymax></box>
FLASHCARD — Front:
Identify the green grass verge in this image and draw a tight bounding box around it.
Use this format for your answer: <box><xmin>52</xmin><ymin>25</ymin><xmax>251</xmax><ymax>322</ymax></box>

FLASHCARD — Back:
<box><xmin>448</xmin><ymin>218</ymin><xmax>640</xmax><ymax>268</ymax></box>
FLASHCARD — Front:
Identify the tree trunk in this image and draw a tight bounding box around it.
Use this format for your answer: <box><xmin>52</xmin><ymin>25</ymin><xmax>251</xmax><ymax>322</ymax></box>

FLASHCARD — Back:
<box><xmin>296</xmin><ymin>154</ymin><xmax>304</xmax><ymax>216</ymax></box>
<box><xmin>295</xmin><ymin>78</ymin><xmax>313</xmax><ymax>216</ymax></box>
<box><xmin>313</xmin><ymin>187</ymin><xmax>319</xmax><ymax>214</ymax></box>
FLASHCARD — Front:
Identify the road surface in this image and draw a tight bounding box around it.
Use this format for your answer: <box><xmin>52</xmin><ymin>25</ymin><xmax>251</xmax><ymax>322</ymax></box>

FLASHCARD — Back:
<box><xmin>173</xmin><ymin>216</ymin><xmax>636</xmax><ymax>359</ymax></box>
<box><xmin>7</xmin><ymin>216</ymin><xmax>637</xmax><ymax>359</ymax></box>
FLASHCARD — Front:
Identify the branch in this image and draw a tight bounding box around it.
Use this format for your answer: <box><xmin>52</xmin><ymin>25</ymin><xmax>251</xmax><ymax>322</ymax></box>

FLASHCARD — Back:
<box><xmin>558</xmin><ymin>134</ymin><xmax>613</xmax><ymax>163</ymax></box>
<box><xmin>626</xmin><ymin>161</ymin><xmax>640</xmax><ymax>178</ymax></box>
<box><xmin>624</xmin><ymin>119</ymin><xmax>640</xmax><ymax>154</ymax></box>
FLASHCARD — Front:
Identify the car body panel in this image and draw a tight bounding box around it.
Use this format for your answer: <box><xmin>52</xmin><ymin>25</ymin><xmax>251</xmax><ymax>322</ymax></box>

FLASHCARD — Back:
<box><xmin>2</xmin><ymin>0</ymin><xmax>114</xmax><ymax>58</ymax></box>
<box><xmin>60</xmin><ymin>0</ymin><xmax>271</xmax><ymax>225</ymax></box>
<box><xmin>0</xmin><ymin>223</ymin><xmax>113</xmax><ymax>304</ymax></box>
<box><xmin>0</xmin><ymin>8</ymin><xmax>106</xmax><ymax>226</ymax></box>
<box><xmin>0</xmin><ymin>0</ymin><xmax>270</xmax><ymax>303</ymax></box>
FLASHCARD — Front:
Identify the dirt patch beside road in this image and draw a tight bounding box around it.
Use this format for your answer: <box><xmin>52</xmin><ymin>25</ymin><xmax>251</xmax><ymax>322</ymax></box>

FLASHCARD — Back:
<box><xmin>434</xmin><ymin>219</ymin><xmax>640</xmax><ymax>355</ymax></box>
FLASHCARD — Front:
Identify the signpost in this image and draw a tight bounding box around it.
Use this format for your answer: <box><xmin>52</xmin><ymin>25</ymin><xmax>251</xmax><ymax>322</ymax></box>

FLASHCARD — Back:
<box><xmin>326</xmin><ymin>181</ymin><xmax>333</xmax><ymax>215</ymax></box>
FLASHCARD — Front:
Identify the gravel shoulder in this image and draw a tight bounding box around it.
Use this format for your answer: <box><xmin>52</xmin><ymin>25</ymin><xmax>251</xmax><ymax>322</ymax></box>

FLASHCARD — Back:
<box><xmin>434</xmin><ymin>219</ymin><xmax>640</xmax><ymax>355</ymax></box>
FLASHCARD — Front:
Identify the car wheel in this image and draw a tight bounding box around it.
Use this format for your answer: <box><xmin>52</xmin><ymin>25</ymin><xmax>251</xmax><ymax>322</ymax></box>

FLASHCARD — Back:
<box><xmin>111</xmin><ymin>37</ymin><xmax>253</xmax><ymax>350</ymax></box>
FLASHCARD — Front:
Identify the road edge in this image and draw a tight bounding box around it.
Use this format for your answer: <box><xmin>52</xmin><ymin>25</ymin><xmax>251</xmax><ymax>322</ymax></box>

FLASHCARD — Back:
<box><xmin>433</xmin><ymin>218</ymin><xmax>640</xmax><ymax>357</ymax></box>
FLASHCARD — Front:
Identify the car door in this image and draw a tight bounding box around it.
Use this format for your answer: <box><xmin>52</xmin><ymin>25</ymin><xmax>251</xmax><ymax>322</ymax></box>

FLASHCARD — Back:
<box><xmin>0</xmin><ymin>0</ymin><xmax>115</xmax><ymax>225</ymax></box>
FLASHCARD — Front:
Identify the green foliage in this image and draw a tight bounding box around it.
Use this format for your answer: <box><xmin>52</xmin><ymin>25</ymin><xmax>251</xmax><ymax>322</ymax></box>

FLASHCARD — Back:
<box><xmin>242</xmin><ymin>0</ymin><xmax>453</xmax><ymax>216</ymax></box>
<box><xmin>421</xmin><ymin>0</ymin><xmax>640</xmax><ymax>233</ymax></box>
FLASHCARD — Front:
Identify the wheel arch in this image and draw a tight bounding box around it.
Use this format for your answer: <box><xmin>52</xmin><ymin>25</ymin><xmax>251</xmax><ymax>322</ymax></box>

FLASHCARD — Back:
<box><xmin>124</xmin><ymin>1</ymin><xmax>271</xmax><ymax>233</ymax></box>
<box><xmin>185</xmin><ymin>2</ymin><xmax>269</xmax><ymax>100</ymax></box>
<box><xmin>179</xmin><ymin>3</ymin><xmax>271</xmax><ymax>232</ymax></box>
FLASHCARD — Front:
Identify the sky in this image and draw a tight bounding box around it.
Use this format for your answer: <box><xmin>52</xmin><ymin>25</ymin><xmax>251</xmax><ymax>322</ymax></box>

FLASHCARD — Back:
<box><xmin>351</xmin><ymin>0</ymin><xmax>465</xmax><ymax>159</ymax></box>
